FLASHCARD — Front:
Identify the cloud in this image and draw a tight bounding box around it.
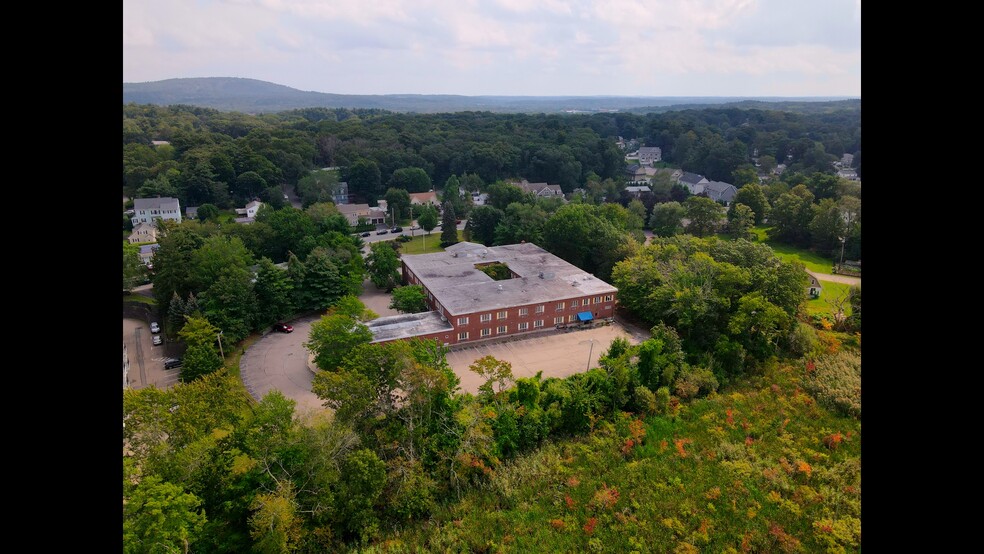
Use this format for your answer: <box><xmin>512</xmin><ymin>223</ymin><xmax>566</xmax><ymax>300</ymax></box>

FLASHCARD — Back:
<box><xmin>123</xmin><ymin>0</ymin><xmax>860</xmax><ymax>96</ymax></box>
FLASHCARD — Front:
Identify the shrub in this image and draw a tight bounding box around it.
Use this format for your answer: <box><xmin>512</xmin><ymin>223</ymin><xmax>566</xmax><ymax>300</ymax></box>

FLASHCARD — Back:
<box><xmin>803</xmin><ymin>350</ymin><xmax>861</xmax><ymax>418</ymax></box>
<box><xmin>673</xmin><ymin>366</ymin><xmax>719</xmax><ymax>400</ymax></box>
<box><xmin>634</xmin><ymin>385</ymin><xmax>657</xmax><ymax>415</ymax></box>
<box><xmin>786</xmin><ymin>322</ymin><xmax>818</xmax><ymax>357</ymax></box>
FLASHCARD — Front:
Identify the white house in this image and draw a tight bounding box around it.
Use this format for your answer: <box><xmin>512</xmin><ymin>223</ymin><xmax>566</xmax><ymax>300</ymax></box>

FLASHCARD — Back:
<box><xmin>678</xmin><ymin>172</ymin><xmax>709</xmax><ymax>195</ymax></box>
<box><xmin>638</xmin><ymin>146</ymin><xmax>662</xmax><ymax>165</ymax></box>
<box><xmin>409</xmin><ymin>191</ymin><xmax>440</xmax><ymax>207</ymax></box>
<box><xmin>338</xmin><ymin>203</ymin><xmax>388</xmax><ymax>226</ymax></box>
<box><xmin>702</xmin><ymin>181</ymin><xmax>738</xmax><ymax>206</ymax></box>
<box><xmin>128</xmin><ymin>222</ymin><xmax>157</xmax><ymax>244</ymax></box>
<box><xmin>510</xmin><ymin>180</ymin><xmax>565</xmax><ymax>198</ymax></box>
<box><xmin>131</xmin><ymin>197</ymin><xmax>182</xmax><ymax>227</ymax></box>
<box><xmin>236</xmin><ymin>200</ymin><xmax>264</xmax><ymax>219</ymax></box>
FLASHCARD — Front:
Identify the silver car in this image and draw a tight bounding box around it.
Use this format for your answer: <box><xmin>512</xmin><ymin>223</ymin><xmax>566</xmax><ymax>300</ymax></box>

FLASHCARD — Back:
<box><xmin>150</xmin><ymin>322</ymin><xmax>161</xmax><ymax>334</ymax></box>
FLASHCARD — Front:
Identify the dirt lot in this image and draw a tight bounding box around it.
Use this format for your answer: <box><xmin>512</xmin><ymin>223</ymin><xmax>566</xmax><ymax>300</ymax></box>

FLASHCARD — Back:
<box><xmin>448</xmin><ymin>321</ymin><xmax>648</xmax><ymax>394</ymax></box>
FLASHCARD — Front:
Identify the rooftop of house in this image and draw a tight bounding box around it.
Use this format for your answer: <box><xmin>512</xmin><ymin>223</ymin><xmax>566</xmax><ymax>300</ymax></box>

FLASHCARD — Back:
<box><xmin>638</xmin><ymin>146</ymin><xmax>661</xmax><ymax>154</ymax></box>
<box><xmin>679</xmin><ymin>172</ymin><xmax>707</xmax><ymax>185</ymax></box>
<box><xmin>625</xmin><ymin>185</ymin><xmax>651</xmax><ymax>193</ymax></box>
<box><xmin>624</xmin><ymin>164</ymin><xmax>643</xmax><ymax>173</ymax></box>
<box><xmin>402</xmin><ymin>242</ymin><xmax>617</xmax><ymax>316</ymax></box>
<box><xmin>133</xmin><ymin>197</ymin><xmax>180</xmax><ymax>211</ymax></box>
<box><xmin>366</xmin><ymin>311</ymin><xmax>454</xmax><ymax>343</ymax></box>
<box><xmin>703</xmin><ymin>181</ymin><xmax>737</xmax><ymax>201</ymax></box>
<box><xmin>409</xmin><ymin>191</ymin><xmax>439</xmax><ymax>204</ymax></box>
<box><xmin>337</xmin><ymin>203</ymin><xmax>386</xmax><ymax>215</ymax></box>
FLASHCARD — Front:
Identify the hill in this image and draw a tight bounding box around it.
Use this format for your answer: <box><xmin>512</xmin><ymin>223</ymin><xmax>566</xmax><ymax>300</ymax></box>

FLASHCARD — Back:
<box><xmin>123</xmin><ymin>77</ymin><xmax>858</xmax><ymax>114</ymax></box>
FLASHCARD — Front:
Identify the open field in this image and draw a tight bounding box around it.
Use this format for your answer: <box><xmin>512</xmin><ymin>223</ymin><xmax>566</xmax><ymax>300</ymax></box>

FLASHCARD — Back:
<box><xmin>396</xmin><ymin>230</ymin><xmax>466</xmax><ymax>255</ymax></box>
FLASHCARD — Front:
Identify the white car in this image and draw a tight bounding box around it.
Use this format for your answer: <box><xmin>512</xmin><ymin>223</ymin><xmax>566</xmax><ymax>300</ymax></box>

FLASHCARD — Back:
<box><xmin>152</xmin><ymin>335</ymin><xmax>163</xmax><ymax>346</ymax></box>
<box><xmin>150</xmin><ymin>322</ymin><xmax>161</xmax><ymax>334</ymax></box>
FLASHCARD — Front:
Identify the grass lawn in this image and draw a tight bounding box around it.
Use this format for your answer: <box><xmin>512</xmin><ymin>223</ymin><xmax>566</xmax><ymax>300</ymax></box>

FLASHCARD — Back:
<box><xmin>123</xmin><ymin>295</ymin><xmax>156</xmax><ymax>306</ymax></box>
<box><xmin>805</xmin><ymin>280</ymin><xmax>852</xmax><ymax>316</ymax></box>
<box><xmin>751</xmin><ymin>226</ymin><xmax>835</xmax><ymax>274</ymax></box>
<box><xmin>397</xmin><ymin>230</ymin><xmax>465</xmax><ymax>255</ymax></box>
<box><xmin>224</xmin><ymin>332</ymin><xmax>262</xmax><ymax>379</ymax></box>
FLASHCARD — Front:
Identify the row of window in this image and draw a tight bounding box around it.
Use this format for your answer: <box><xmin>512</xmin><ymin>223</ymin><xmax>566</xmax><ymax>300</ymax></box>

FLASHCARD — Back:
<box><xmin>457</xmin><ymin>320</ymin><xmax>546</xmax><ymax>340</ymax></box>
<box><xmin>457</xmin><ymin>296</ymin><xmax>614</xmax><ymax>326</ymax></box>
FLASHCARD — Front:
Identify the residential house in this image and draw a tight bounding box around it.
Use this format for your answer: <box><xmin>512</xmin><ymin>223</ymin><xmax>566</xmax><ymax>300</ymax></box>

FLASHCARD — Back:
<box><xmin>678</xmin><ymin>172</ymin><xmax>709</xmax><ymax>195</ymax></box>
<box><xmin>150</xmin><ymin>140</ymin><xmax>171</xmax><ymax>147</ymax></box>
<box><xmin>131</xmin><ymin>197</ymin><xmax>182</xmax><ymax>227</ymax></box>
<box><xmin>333</xmin><ymin>181</ymin><xmax>350</xmax><ymax>205</ymax></box>
<box><xmin>128</xmin><ymin>222</ymin><xmax>157</xmax><ymax>244</ymax></box>
<box><xmin>185</xmin><ymin>206</ymin><xmax>198</xmax><ymax>220</ymax></box>
<box><xmin>234</xmin><ymin>200</ymin><xmax>263</xmax><ymax>224</ymax></box>
<box><xmin>409</xmin><ymin>191</ymin><xmax>440</xmax><ymax>207</ymax></box>
<box><xmin>510</xmin><ymin>180</ymin><xmax>565</xmax><ymax>198</ymax></box>
<box><xmin>139</xmin><ymin>244</ymin><xmax>159</xmax><ymax>266</ymax></box>
<box><xmin>774</xmin><ymin>164</ymin><xmax>787</xmax><ymax>176</ymax></box>
<box><xmin>625</xmin><ymin>185</ymin><xmax>652</xmax><ymax>198</ymax></box>
<box><xmin>337</xmin><ymin>203</ymin><xmax>388</xmax><ymax>226</ymax></box>
<box><xmin>806</xmin><ymin>271</ymin><xmax>823</xmax><ymax>298</ymax></box>
<box><xmin>624</xmin><ymin>164</ymin><xmax>649</xmax><ymax>184</ymax></box>
<box><xmin>472</xmin><ymin>192</ymin><xmax>489</xmax><ymax>206</ymax></box>
<box><xmin>655</xmin><ymin>167</ymin><xmax>684</xmax><ymax>181</ymax></box>
<box><xmin>638</xmin><ymin>146</ymin><xmax>662</xmax><ymax>165</ymax></box>
<box><xmin>837</xmin><ymin>167</ymin><xmax>859</xmax><ymax>181</ymax></box>
<box><xmin>841</xmin><ymin>153</ymin><xmax>854</xmax><ymax>167</ymax></box>
<box><xmin>703</xmin><ymin>181</ymin><xmax>738</xmax><ymax>205</ymax></box>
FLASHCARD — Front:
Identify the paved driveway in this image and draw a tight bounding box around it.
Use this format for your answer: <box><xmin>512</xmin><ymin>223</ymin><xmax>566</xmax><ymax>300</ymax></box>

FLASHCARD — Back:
<box><xmin>448</xmin><ymin>322</ymin><xmax>646</xmax><ymax>395</ymax></box>
<box><xmin>239</xmin><ymin>315</ymin><xmax>327</xmax><ymax>415</ymax></box>
<box><xmin>123</xmin><ymin>318</ymin><xmax>180</xmax><ymax>390</ymax></box>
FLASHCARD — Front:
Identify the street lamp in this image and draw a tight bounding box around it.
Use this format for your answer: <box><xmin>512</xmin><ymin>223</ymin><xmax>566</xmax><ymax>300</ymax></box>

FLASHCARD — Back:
<box><xmin>838</xmin><ymin>236</ymin><xmax>846</xmax><ymax>270</ymax></box>
<box><xmin>579</xmin><ymin>339</ymin><xmax>598</xmax><ymax>371</ymax></box>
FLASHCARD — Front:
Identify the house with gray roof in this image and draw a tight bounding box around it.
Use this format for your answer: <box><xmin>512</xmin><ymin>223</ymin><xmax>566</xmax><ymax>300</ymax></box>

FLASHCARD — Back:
<box><xmin>510</xmin><ymin>180</ymin><xmax>565</xmax><ymax>198</ymax></box>
<box><xmin>131</xmin><ymin>197</ymin><xmax>182</xmax><ymax>227</ymax></box>
<box><xmin>625</xmin><ymin>185</ymin><xmax>652</xmax><ymax>198</ymax></box>
<box><xmin>638</xmin><ymin>146</ymin><xmax>662</xmax><ymax>165</ymax></box>
<box><xmin>678</xmin><ymin>172</ymin><xmax>709</xmax><ymax>195</ymax></box>
<box><xmin>703</xmin><ymin>181</ymin><xmax>738</xmax><ymax>205</ymax></box>
<box><xmin>392</xmin><ymin>242</ymin><xmax>618</xmax><ymax>346</ymax></box>
<box><xmin>624</xmin><ymin>164</ymin><xmax>648</xmax><ymax>184</ymax></box>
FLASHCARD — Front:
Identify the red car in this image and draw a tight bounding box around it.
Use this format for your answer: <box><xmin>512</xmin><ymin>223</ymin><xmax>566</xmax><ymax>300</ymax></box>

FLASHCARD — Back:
<box><xmin>273</xmin><ymin>323</ymin><xmax>294</xmax><ymax>333</ymax></box>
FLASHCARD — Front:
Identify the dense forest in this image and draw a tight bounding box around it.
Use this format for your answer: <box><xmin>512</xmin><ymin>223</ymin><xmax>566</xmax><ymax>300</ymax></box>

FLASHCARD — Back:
<box><xmin>123</xmin><ymin>103</ymin><xmax>860</xmax><ymax>209</ymax></box>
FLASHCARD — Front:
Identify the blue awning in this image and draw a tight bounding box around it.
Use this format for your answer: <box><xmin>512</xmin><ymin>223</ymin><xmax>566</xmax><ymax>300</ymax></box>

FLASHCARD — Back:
<box><xmin>577</xmin><ymin>311</ymin><xmax>593</xmax><ymax>322</ymax></box>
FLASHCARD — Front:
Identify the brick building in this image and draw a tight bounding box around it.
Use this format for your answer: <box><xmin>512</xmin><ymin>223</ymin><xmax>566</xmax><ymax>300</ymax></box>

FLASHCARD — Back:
<box><xmin>368</xmin><ymin>242</ymin><xmax>617</xmax><ymax>346</ymax></box>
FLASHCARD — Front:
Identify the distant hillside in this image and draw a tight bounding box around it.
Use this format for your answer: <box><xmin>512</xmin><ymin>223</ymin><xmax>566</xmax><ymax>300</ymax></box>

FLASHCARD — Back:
<box><xmin>123</xmin><ymin>77</ymin><xmax>858</xmax><ymax>115</ymax></box>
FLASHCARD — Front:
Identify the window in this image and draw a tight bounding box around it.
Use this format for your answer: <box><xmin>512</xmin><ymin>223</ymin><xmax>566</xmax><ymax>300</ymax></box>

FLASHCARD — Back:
<box><xmin>457</xmin><ymin>317</ymin><xmax>469</xmax><ymax>325</ymax></box>
<box><xmin>497</xmin><ymin>325</ymin><xmax>507</xmax><ymax>334</ymax></box>
<box><xmin>593</xmin><ymin>297</ymin><xmax>601</xmax><ymax>304</ymax></box>
<box><xmin>535</xmin><ymin>305</ymin><xmax>545</xmax><ymax>314</ymax></box>
<box><xmin>519</xmin><ymin>308</ymin><xmax>528</xmax><ymax>316</ymax></box>
<box><xmin>480</xmin><ymin>313</ymin><xmax>492</xmax><ymax>323</ymax></box>
<box><xmin>534</xmin><ymin>320</ymin><xmax>544</xmax><ymax>328</ymax></box>
<box><xmin>518</xmin><ymin>322</ymin><xmax>529</xmax><ymax>331</ymax></box>
<box><xmin>554</xmin><ymin>316</ymin><xmax>564</xmax><ymax>325</ymax></box>
<box><xmin>555</xmin><ymin>302</ymin><xmax>565</xmax><ymax>311</ymax></box>
<box><xmin>604</xmin><ymin>295</ymin><xmax>614</xmax><ymax>302</ymax></box>
<box><xmin>571</xmin><ymin>299</ymin><xmax>580</xmax><ymax>308</ymax></box>
<box><xmin>458</xmin><ymin>332</ymin><xmax>469</xmax><ymax>340</ymax></box>
<box><xmin>568</xmin><ymin>314</ymin><xmax>577</xmax><ymax>323</ymax></box>
<box><xmin>497</xmin><ymin>311</ymin><xmax>508</xmax><ymax>320</ymax></box>
<box><xmin>481</xmin><ymin>328</ymin><xmax>491</xmax><ymax>337</ymax></box>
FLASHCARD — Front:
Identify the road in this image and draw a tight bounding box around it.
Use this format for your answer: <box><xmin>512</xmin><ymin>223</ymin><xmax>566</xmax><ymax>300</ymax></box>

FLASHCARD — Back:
<box><xmin>239</xmin><ymin>315</ymin><xmax>326</xmax><ymax>415</ymax></box>
<box><xmin>811</xmin><ymin>272</ymin><xmax>861</xmax><ymax>286</ymax></box>
<box><xmin>357</xmin><ymin>219</ymin><xmax>467</xmax><ymax>247</ymax></box>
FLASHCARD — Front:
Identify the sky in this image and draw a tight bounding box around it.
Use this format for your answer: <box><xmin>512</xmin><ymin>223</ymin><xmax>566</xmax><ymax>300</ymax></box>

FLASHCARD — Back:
<box><xmin>123</xmin><ymin>0</ymin><xmax>861</xmax><ymax>97</ymax></box>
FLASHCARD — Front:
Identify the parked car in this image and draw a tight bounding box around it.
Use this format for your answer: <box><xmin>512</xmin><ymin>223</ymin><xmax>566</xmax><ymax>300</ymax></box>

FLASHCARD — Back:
<box><xmin>391</xmin><ymin>226</ymin><xmax>404</xmax><ymax>233</ymax></box>
<box><xmin>409</xmin><ymin>225</ymin><xmax>420</xmax><ymax>230</ymax></box>
<box><xmin>150</xmin><ymin>322</ymin><xmax>161</xmax><ymax>334</ymax></box>
<box><xmin>360</xmin><ymin>232</ymin><xmax>371</xmax><ymax>237</ymax></box>
<box><xmin>273</xmin><ymin>323</ymin><xmax>294</xmax><ymax>333</ymax></box>
<box><xmin>152</xmin><ymin>335</ymin><xmax>163</xmax><ymax>346</ymax></box>
<box><xmin>376</xmin><ymin>229</ymin><xmax>388</xmax><ymax>235</ymax></box>
<box><xmin>163</xmin><ymin>357</ymin><xmax>183</xmax><ymax>370</ymax></box>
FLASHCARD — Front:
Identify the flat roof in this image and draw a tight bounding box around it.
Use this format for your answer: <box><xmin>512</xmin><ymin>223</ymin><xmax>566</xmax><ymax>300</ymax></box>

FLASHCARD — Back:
<box><xmin>402</xmin><ymin>242</ymin><xmax>618</xmax><ymax>316</ymax></box>
<box><xmin>366</xmin><ymin>311</ymin><xmax>453</xmax><ymax>343</ymax></box>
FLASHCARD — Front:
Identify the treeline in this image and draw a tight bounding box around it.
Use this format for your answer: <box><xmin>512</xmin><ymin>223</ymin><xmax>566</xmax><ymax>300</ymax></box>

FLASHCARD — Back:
<box><xmin>123</xmin><ymin>103</ymin><xmax>860</xmax><ymax>210</ymax></box>
<box><xmin>149</xmin><ymin>203</ymin><xmax>365</xmax><ymax>347</ymax></box>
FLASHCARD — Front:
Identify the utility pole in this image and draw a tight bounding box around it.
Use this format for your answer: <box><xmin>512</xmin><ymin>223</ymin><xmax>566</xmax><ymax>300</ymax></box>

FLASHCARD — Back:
<box><xmin>217</xmin><ymin>331</ymin><xmax>224</xmax><ymax>359</ymax></box>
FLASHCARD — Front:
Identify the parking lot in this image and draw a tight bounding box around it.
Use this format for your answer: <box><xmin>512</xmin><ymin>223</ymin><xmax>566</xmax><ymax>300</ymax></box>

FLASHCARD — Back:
<box><xmin>447</xmin><ymin>320</ymin><xmax>648</xmax><ymax>394</ymax></box>
<box><xmin>123</xmin><ymin>318</ymin><xmax>180</xmax><ymax>390</ymax></box>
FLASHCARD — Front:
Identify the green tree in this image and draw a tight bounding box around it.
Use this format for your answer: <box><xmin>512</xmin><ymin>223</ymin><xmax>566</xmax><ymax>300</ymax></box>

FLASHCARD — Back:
<box><xmin>248</xmin><ymin>482</ymin><xmax>303</xmax><ymax>554</ymax></box>
<box><xmin>347</xmin><ymin>158</ymin><xmax>383</xmax><ymax>203</ymax></box>
<box><xmin>306</xmin><ymin>313</ymin><xmax>373</xmax><ymax>371</ymax></box>
<box><xmin>440</xmin><ymin>174</ymin><xmax>467</xmax><ymax>217</ymax></box>
<box><xmin>731</xmin><ymin>167</ymin><xmax>760</xmax><ymax>188</ymax></box>
<box><xmin>167</xmin><ymin>292</ymin><xmax>187</xmax><ymax>334</ymax></box>
<box><xmin>302</xmin><ymin>247</ymin><xmax>349</xmax><ymax>311</ymax></box>
<box><xmin>494</xmin><ymin>202</ymin><xmax>547</xmax><ymax>245</ymax></box>
<box><xmin>233</xmin><ymin>171</ymin><xmax>268</xmax><ymax>201</ymax></box>
<box><xmin>296</xmin><ymin>169</ymin><xmax>341</xmax><ymax>208</ymax></box>
<box><xmin>337</xmin><ymin>449</ymin><xmax>387</xmax><ymax>543</ymax></box>
<box><xmin>384</xmin><ymin>187</ymin><xmax>412</xmax><ymax>223</ymax></box>
<box><xmin>257</xmin><ymin>207</ymin><xmax>317</xmax><ymax>262</ymax></box>
<box><xmin>389</xmin><ymin>167</ymin><xmax>432</xmax><ymax>193</ymax></box>
<box><xmin>389</xmin><ymin>285</ymin><xmax>429</xmax><ymax>313</ymax></box>
<box><xmin>684</xmin><ymin>196</ymin><xmax>724</xmax><ymax>237</ymax></box>
<box><xmin>649</xmin><ymin>201</ymin><xmax>685</xmax><ymax>237</ymax></box>
<box><xmin>417</xmin><ymin>204</ymin><xmax>439</xmax><ymax>234</ymax></box>
<box><xmin>847</xmin><ymin>285</ymin><xmax>861</xmax><ymax>331</ymax></box>
<box><xmin>123</xmin><ymin>242</ymin><xmax>146</xmax><ymax>291</ymax></box>
<box><xmin>770</xmin><ymin>185</ymin><xmax>816</xmax><ymax>246</ymax></box>
<box><xmin>757</xmin><ymin>154</ymin><xmax>777</xmax><ymax>175</ymax></box>
<box><xmin>190</xmin><ymin>235</ymin><xmax>254</xmax><ymax>291</ymax></box>
<box><xmin>254</xmin><ymin>257</ymin><xmax>294</xmax><ymax>327</ymax></box>
<box><xmin>809</xmin><ymin>198</ymin><xmax>846</xmax><ymax>257</ymax></box>
<box><xmin>732</xmin><ymin>183</ymin><xmax>770</xmax><ymax>225</ymax></box>
<box><xmin>180</xmin><ymin>342</ymin><xmax>224</xmax><ymax>382</ymax></box>
<box><xmin>440</xmin><ymin>201</ymin><xmax>458</xmax><ymax>247</ymax></box>
<box><xmin>464</xmin><ymin>205</ymin><xmax>504</xmax><ymax>246</ymax></box>
<box><xmin>487</xmin><ymin>182</ymin><xmax>529</xmax><ymax>210</ymax></box>
<box><xmin>123</xmin><ymin>475</ymin><xmax>206</xmax><ymax>554</ymax></box>
<box><xmin>366</xmin><ymin>242</ymin><xmax>401</xmax><ymax>291</ymax></box>
<box><xmin>727</xmin><ymin>203</ymin><xmax>755</xmax><ymax>239</ymax></box>
<box><xmin>626</xmin><ymin>199</ymin><xmax>648</xmax><ymax>229</ymax></box>
<box><xmin>179</xmin><ymin>315</ymin><xmax>221</xmax><ymax>349</ymax></box>
<box><xmin>201</xmin><ymin>266</ymin><xmax>259</xmax><ymax>344</ymax></box>
<box><xmin>196</xmin><ymin>203</ymin><xmax>220</xmax><ymax>222</ymax></box>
